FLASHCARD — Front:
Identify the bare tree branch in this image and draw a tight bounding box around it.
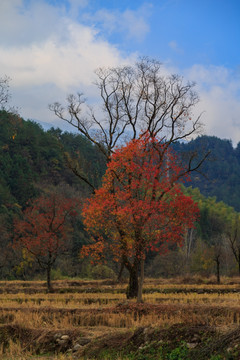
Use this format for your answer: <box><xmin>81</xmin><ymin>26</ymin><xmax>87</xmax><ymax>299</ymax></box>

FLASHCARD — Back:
<box><xmin>49</xmin><ymin>58</ymin><xmax>208</xmax><ymax>191</ymax></box>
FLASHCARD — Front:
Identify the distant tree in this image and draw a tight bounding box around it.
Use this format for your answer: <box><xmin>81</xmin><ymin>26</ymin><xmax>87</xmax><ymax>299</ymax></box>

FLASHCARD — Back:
<box><xmin>199</xmin><ymin>199</ymin><xmax>231</xmax><ymax>282</ymax></box>
<box><xmin>211</xmin><ymin>235</ymin><xmax>225</xmax><ymax>284</ymax></box>
<box><xmin>184</xmin><ymin>187</ymin><xmax>236</xmax><ymax>240</ymax></box>
<box><xmin>183</xmin><ymin>186</ymin><xmax>240</xmax><ymax>279</ymax></box>
<box><xmin>81</xmin><ymin>135</ymin><xmax>199</xmax><ymax>302</ymax></box>
<box><xmin>13</xmin><ymin>193</ymin><xmax>79</xmax><ymax>292</ymax></box>
<box><xmin>227</xmin><ymin>214</ymin><xmax>240</xmax><ymax>275</ymax></box>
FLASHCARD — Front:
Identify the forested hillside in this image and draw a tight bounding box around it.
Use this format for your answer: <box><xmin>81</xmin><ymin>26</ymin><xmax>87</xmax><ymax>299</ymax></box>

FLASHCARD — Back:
<box><xmin>0</xmin><ymin>110</ymin><xmax>106</xmax><ymax>279</ymax></box>
<box><xmin>1</xmin><ymin>110</ymin><xmax>239</xmax><ymax>212</ymax></box>
<box><xmin>175</xmin><ymin>136</ymin><xmax>240</xmax><ymax>211</ymax></box>
<box><xmin>0</xmin><ymin>110</ymin><xmax>106</xmax><ymax>208</ymax></box>
<box><xmin>0</xmin><ymin>109</ymin><xmax>240</xmax><ymax>281</ymax></box>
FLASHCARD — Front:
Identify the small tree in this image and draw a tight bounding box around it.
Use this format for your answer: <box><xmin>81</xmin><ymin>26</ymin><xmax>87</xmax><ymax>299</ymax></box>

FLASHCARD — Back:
<box><xmin>227</xmin><ymin>214</ymin><xmax>240</xmax><ymax>275</ymax></box>
<box><xmin>211</xmin><ymin>235</ymin><xmax>225</xmax><ymax>284</ymax></box>
<box><xmin>81</xmin><ymin>135</ymin><xmax>199</xmax><ymax>301</ymax></box>
<box><xmin>14</xmin><ymin>193</ymin><xmax>78</xmax><ymax>292</ymax></box>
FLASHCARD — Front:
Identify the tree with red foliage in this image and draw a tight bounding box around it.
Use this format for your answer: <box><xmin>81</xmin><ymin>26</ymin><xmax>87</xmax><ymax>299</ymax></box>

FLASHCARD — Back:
<box><xmin>14</xmin><ymin>193</ymin><xmax>78</xmax><ymax>292</ymax></box>
<box><xmin>81</xmin><ymin>134</ymin><xmax>199</xmax><ymax>302</ymax></box>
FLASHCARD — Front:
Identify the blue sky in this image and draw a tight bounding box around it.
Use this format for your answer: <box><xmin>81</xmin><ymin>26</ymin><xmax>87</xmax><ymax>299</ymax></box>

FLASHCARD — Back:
<box><xmin>78</xmin><ymin>0</ymin><xmax>240</xmax><ymax>68</ymax></box>
<box><xmin>1</xmin><ymin>0</ymin><xmax>240</xmax><ymax>144</ymax></box>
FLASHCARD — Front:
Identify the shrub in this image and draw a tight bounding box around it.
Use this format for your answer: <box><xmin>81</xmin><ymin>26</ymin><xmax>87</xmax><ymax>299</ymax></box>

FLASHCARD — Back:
<box><xmin>91</xmin><ymin>265</ymin><xmax>117</xmax><ymax>279</ymax></box>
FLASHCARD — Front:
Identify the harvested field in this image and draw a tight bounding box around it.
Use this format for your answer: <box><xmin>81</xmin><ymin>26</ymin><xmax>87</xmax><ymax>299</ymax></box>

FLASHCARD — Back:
<box><xmin>1</xmin><ymin>278</ymin><xmax>240</xmax><ymax>359</ymax></box>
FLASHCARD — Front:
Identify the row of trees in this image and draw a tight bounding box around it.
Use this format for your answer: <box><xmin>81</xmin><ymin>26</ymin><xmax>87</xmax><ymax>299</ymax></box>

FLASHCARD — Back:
<box><xmin>11</xmin><ymin>183</ymin><xmax>240</xmax><ymax>293</ymax></box>
<box><xmin>11</xmin><ymin>135</ymin><xmax>240</xmax><ymax>295</ymax></box>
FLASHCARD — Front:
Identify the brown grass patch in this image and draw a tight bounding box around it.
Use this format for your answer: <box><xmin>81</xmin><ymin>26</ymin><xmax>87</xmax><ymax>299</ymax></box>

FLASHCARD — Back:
<box><xmin>1</xmin><ymin>278</ymin><xmax>240</xmax><ymax>358</ymax></box>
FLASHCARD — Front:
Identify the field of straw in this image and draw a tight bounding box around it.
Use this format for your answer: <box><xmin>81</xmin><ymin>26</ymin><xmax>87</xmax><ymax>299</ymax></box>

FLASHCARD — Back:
<box><xmin>1</xmin><ymin>277</ymin><xmax>240</xmax><ymax>359</ymax></box>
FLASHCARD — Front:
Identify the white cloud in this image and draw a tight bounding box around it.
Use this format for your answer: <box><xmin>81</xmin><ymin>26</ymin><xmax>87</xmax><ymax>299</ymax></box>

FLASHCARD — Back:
<box><xmin>84</xmin><ymin>3</ymin><xmax>152</xmax><ymax>42</ymax></box>
<box><xmin>184</xmin><ymin>65</ymin><xmax>240</xmax><ymax>146</ymax></box>
<box><xmin>0</xmin><ymin>0</ymin><xmax>64</xmax><ymax>47</ymax></box>
<box><xmin>0</xmin><ymin>0</ymin><xmax>134</xmax><ymax>124</ymax></box>
<box><xmin>0</xmin><ymin>22</ymin><xmax>125</xmax><ymax>89</ymax></box>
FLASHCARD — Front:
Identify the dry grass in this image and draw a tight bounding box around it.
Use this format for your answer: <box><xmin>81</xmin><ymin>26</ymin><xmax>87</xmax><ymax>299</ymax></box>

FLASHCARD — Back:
<box><xmin>1</xmin><ymin>277</ymin><xmax>240</xmax><ymax>358</ymax></box>
<box><xmin>1</xmin><ymin>278</ymin><xmax>240</xmax><ymax>329</ymax></box>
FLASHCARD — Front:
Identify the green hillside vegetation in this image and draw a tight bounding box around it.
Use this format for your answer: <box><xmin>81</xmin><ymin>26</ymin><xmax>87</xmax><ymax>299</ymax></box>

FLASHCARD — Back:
<box><xmin>0</xmin><ymin>110</ymin><xmax>106</xmax><ymax>280</ymax></box>
<box><xmin>0</xmin><ymin>109</ymin><xmax>240</xmax><ymax>282</ymax></box>
<box><xmin>174</xmin><ymin>136</ymin><xmax>240</xmax><ymax>211</ymax></box>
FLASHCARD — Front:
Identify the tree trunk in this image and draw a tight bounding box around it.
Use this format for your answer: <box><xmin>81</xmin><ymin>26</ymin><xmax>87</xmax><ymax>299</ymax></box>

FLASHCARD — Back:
<box><xmin>117</xmin><ymin>260</ymin><xmax>125</xmax><ymax>282</ymax></box>
<box><xmin>216</xmin><ymin>257</ymin><xmax>220</xmax><ymax>284</ymax></box>
<box><xmin>238</xmin><ymin>254</ymin><xmax>240</xmax><ymax>276</ymax></box>
<box><xmin>137</xmin><ymin>257</ymin><xmax>144</xmax><ymax>303</ymax></box>
<box><xmin>127</xmin><ymin>266</ymin><xmax>138</xmax><ymax>299</ymax></box>
<box><xmin>186</xmin><ymin>228</ymin><xmax>194</xmax><ymax>260</ymax></box>
<box><xmin>46</xmin><ymin>263</ymin><xmax>53</xmax><ymax>293</ymax></box>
